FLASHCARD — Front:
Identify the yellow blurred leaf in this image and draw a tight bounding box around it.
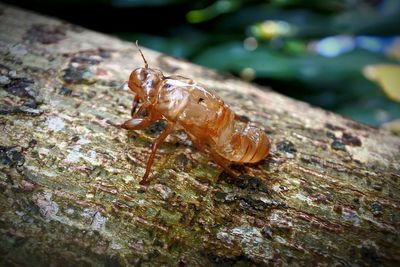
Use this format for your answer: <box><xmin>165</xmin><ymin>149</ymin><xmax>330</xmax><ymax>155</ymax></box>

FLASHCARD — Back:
<box><xmin>382</xmin><ymin>118</ymin><xmax>400</xmax><ymax>135</ymax></box>
<box><xmin>251</xmin><ymin>20</ymin><xmax>294</xmax><ymax>40</ymax></box>
<box><xmin>363</xmin><ymin>64</ymin><xmax>400</xmax><ymax>102</ymax></box>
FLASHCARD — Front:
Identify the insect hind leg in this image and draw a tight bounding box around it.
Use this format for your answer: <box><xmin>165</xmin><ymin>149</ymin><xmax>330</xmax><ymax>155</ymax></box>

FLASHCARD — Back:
<box><xmin>209</xmin><ymin>150</ymin><xmax>239</xmax><ymax>181</ymax></box>
<box><xmin>189</xmin><ymin>136</ymin><xmax>239</xmax><ymax>181</ymax></box>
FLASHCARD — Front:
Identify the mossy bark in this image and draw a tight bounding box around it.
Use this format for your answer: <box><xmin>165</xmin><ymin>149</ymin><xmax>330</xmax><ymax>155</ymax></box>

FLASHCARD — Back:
<box><xmin>1</xmin><ymin>3</ymin><xmax>399</xmax><ymax>267</ymax></box>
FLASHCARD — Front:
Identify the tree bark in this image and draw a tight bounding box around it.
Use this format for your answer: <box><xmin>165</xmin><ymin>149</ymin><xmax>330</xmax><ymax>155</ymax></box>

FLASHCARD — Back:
<box><xmin>0</xmin><ymin>3</ymin><xmax>399</xmax><ymax>266</ymax></box>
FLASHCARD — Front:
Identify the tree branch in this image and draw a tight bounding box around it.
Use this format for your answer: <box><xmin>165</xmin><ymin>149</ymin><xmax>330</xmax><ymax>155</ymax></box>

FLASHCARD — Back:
<box><xmin>0</xmin><ymin>3</ymin><xmax>399</xmax><ymax>266</ymax></box>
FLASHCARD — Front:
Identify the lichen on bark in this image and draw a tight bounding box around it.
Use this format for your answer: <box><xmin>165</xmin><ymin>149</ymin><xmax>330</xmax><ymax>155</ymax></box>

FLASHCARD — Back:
<box><xmin>1</xmin><ymin>3</ymin><xmax>399</xmax><ymax>267</ymax></box>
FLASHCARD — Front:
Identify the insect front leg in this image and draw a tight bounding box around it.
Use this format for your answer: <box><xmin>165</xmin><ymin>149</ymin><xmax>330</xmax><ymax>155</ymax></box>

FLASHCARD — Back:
<box><xmin>131</xmin><ymin>94</ymin><xmax>140</xmax><ymax>117</ymax></box>
<box><xmin>131</xmin><ymin>101</ymin><xmax>151</xmax><ymax>118</ymax></box>
<box><xmin>140</xmin><ymin>121</ymin><xmax>175</xmax><ymax>185</ymax></box>
<box><xmin>120</xmin><ymin>117</ymin><xmax>153</xmax><ymax>130</ymax></box>
<box><xmin>119</xmin><ymin>105</ymin><xmax>158</xmax><ymax>130</ymax></box>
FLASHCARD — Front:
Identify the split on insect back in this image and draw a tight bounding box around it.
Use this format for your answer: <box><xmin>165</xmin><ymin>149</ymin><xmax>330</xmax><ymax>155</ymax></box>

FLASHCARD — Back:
<box><xmin>119</xmin><ymin>41</ymin><xmax>270</xmax><ymax>186</ymax></box>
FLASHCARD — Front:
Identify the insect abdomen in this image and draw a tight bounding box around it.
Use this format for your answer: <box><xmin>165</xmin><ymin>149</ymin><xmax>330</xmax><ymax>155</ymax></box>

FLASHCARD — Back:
<box><xmin>215</xmin><ymin>119</ymin><xmax>270</xmax><ymax>164</ymax></box>
<box><xmin>157</xmin><ymin>78</ymin><xmax>270</xmax><ymax>164</ymax></box>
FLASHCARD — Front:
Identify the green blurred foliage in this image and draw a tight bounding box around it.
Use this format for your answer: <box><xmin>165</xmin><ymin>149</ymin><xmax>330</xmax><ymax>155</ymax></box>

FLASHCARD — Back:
<box><xmin>116</xmin><ymin>0</ymin><xmax>400</xmax><ymax>126</ymax></box>
<box><xmin>7</xmin><ymin>0</ymin><xmax>400</xmax><ymax>126</ymax></box>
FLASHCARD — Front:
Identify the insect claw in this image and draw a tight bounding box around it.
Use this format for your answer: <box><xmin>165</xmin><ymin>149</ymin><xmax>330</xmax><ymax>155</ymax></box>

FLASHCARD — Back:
<box><xmin>137</xmin><ymin>184</ymin><xmax>148</xmax><ymax>193</ymax></box>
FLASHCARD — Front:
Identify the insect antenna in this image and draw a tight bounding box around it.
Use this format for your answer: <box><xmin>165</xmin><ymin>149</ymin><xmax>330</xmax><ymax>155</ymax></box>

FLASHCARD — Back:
<box><xmin>136</xmin><ymin>40</ymin><xmax>149</xmax><ymax>69</ymax></box>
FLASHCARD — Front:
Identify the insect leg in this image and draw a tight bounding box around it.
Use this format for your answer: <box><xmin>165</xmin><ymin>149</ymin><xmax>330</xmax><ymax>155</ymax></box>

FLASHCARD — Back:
<box><xmin>140</xmin><ymin>121</ymin><xmax>175</xmax><ymax>185</ymax></box>
<box><xmin>131</xmin><ymin>94</ymin><xmax>140</xmax><ymax>117</ymax></box>
<box><xmin>234</xmin><ymin>114</ymin><xmax>250</xmax><ymax>123</ymax></box>
<box><xmin>188</xmin><ymin>137</ymin><xmax>239</xmax><ymax>180</ymax></box>
<box><xmin>208</xmin><ymin>150</ymin><xmax>239</xmax><ymax>180</ymax></box>
<box><xmin>131</xmin><ymin>102</ymin><xmax>151</xmax><ymax>119</ymax></box>
<box><xmin>120</xmin><ymin>117</ymin><xmax>153</xmax><ymax>130</ymax></box>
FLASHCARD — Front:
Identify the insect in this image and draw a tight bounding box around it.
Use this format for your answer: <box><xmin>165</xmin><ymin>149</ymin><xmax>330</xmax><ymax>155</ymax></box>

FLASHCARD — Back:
<box><xmin>120</xmin><ymin>43</ymin><xmax>270</xmax><ymax>185</ymax></box>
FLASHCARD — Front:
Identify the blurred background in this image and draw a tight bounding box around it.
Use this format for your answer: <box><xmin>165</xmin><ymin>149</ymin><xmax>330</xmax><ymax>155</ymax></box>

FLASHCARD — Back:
<box><xmin>5</xmin><ymin>0</ymin><xmax>400</xmax><ymax>128</ymax></box>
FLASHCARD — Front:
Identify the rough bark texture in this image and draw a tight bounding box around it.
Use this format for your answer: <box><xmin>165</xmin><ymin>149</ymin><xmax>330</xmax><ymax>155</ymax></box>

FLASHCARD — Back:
<box><xmin>1</xmin><ymin>3</ymin><xmax>399</xmax><ymax>267</ymax></box>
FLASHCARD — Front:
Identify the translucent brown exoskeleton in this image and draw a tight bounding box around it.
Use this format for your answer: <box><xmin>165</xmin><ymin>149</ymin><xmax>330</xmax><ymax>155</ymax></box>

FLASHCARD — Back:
<box><xmin>120</xmin><ymin>43</ymin><xmax>270</xmax><ymax>185</ymax></box>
